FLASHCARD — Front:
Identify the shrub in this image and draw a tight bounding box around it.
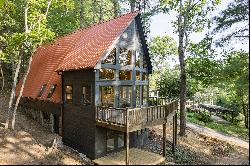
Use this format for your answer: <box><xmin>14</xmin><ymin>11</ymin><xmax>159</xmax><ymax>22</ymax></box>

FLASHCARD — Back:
<box><xmin>196</xmin><ymin>112</ymin><xmax>212</xmax><ymax>125</ymax></box>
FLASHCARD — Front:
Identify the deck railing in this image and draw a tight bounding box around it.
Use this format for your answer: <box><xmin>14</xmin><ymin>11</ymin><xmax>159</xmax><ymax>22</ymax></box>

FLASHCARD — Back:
<box><xmin>95</xmin><ymin>101</ymin><xmax>178</xmax><ymax>129</ymax></box>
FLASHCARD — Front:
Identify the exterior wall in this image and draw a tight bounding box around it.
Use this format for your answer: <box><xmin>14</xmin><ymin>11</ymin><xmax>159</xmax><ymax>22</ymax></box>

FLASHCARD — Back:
<box><xmin>62</xmin><ymin>69</ymin><xmax>96</xmax><ymax>159</ymax></box>
<box><xmin>19</xmin><ymin>97</ymin><xmax>61</xmax><ymax>134</ymax></box>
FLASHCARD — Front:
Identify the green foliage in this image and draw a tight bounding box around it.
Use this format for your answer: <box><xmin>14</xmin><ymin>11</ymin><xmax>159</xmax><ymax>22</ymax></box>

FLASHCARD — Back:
<box><xmin>186</xmin><ymin>36</ymin><xmax>223</xmax><ymax>86</ymax></box>
<box><xmin>157</xmin><ymin>69</ymin><xmax>195</xmax><ymax>100</ymax></box>
<box><xmin>149</xmin><ymin>35</ymin><xmax>177</xmax><ymax>70</ymax></box>
<box><xmin>196</xmin><ymin>112</ymin><xmax>212</xmax><ymax>125</ymax></box>
<box><xmin>213</xmin><ymin>0</ymin><xmax>249</xmax><ymax>46</ymax></box>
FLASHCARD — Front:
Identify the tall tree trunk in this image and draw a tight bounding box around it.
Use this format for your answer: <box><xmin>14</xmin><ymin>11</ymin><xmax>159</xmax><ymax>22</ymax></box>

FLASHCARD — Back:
<box><xmin>130</xmin><ymin>0</ymin><xmax>135</xmax><ymax>12</ymax></box>
<box><xmin>11</xmin><ymin>51</ymin><xmax>34</xmax><ymax>129</ymax></box>
<box><xmin>112</xmin><ymin>0</ymin><xmax>119</xmax><ymax>17</ymax></box>
<box><xmin>5</xmin><ymin>54</ymin><xmax>22</xmax><ymax>129</ymax></box>
<box><xmin>178</xmin><ymin>0</ymin><xmax>187</xmax><ymax>136</ymax></box>
<box><xmin>92</xmin><ymin>0</ymin><xmax>97</xmax><ymax>23</ymax></box>
<box><xmin>98</xmin><ymin>0</ymin><xmax>103</xmax><ymax>23</ymax></box>
<box><xmin>80</xmin><ymin>0</ymin><xmax>84</xmax><ymax>28</ymax></box>
<box><xmin>7</xmin><ymin>0</ymin><xmax>51</xmax><ymax>130</ymax></box>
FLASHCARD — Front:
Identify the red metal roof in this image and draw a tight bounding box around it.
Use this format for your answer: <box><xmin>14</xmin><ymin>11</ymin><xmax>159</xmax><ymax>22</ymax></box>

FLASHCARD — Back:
<box><xmin>16</xmin><ymin>11</ymin><xmax>139</xmax><ymax>103</ymax></box>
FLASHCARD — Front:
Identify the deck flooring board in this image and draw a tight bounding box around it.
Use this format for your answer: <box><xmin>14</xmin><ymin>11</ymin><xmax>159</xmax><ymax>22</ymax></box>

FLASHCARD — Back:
<box><xmin>93</xmin><ymin>148</ymin><xmax>165</xmax><ymax>165</ymax></box>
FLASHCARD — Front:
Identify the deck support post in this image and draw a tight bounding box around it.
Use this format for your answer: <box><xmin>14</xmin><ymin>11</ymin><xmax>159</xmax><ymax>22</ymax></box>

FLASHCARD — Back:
<box><xmin>163</xmin><ymin>123</ymin><xmax>166</xmax><ymax>157</ymax></box>
<box><xmin>172</xmin><ymin>112</ymin><xmax>177</xmax><ymax>153</ymax></box>
<box><xmin>126</xmin><ymin>109</ymin><xmax>129</xmax><ymax>165</ymax></box>
<box><xmin>50</xmin><ymin>113</ymin><xmax>54</xmax><ymax>133</ymax></box>
<box><xmin>40</xmin><ymin>110</ymin><xmax>44</xmax><ymax>126</ymax></box>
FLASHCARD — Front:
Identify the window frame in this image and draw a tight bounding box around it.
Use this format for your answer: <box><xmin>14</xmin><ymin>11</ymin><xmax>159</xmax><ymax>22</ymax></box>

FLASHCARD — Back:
<box><xmin>99</xmin><ymin>68</ymin><xmax>116</xmax><ymax>80</ymax></box>
<box><xmin>82</xmin><ymin>84</ymin><xmax>92</xmax><ymax>106</ymax></box>
<box><xmin>102</xmin><ymin>48</ymin><xmax>116</xmax><ymax>65</ymax></box>
<box><xmin>65</xmin><ymin>84</ymin><xmax>73</xmax><ymax>103</ymax></box>
<box><xmin>47</xmin><ymin>84</ymin><xmax>57</xmax><ymax>98</ymax></box>
<box><xmin>37</xmin><ymin>84</ymin><xmax>47</xmax><ymax>97</ymax></box>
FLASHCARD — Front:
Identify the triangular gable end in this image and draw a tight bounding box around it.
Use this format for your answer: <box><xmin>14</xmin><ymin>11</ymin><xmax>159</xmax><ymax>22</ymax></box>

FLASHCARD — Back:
<box><xmin>95</xmin><ymin>14</ymin><xmax>152</xmax><ymax>74</ymax></box>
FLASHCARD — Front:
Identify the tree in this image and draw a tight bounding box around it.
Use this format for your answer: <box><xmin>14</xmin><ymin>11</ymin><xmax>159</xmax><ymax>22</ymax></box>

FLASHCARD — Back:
<box><xmin>187</xmin><ymin>37</ymin><xmax>249</xmax><ymax>127</ymax></box>
<box><xmin>157</xmin><ymin>68</ymin><xmax>195</xmax><ymax>100</ymax></box>
<box><xmin>213</xmin><ymin>0</ymin><xmax>249</xmax><ymax>46</ymax></box>
<box><xmin>159</xmin><ymin>0</ymin><xmax>221</xmax><ymax>136</ymax></box>
<box><xmin>149</xmin><ymin>35</ymin><xmax>178</xmax><ymax>70</ymax></box>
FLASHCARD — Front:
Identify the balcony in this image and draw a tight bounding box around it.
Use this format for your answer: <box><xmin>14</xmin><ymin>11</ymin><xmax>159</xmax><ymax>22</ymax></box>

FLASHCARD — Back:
<box><xmin>95</xmin><ymin>101</ymin><xmax>178</xmax><ymax>132</ymax></box>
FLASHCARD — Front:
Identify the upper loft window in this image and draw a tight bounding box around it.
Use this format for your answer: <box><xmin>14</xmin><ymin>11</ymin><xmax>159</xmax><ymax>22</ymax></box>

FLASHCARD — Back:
<box><xmin>65</xmin><ymin>85</ymin><xmax>73</xmax><ymax>103</ymax></box>
<box><xmin>47</xmin><ymin>84</ymin><xmax>57</xmax><ymax>98</ymax></box>
<box><xmin>119</xmin><ymin>48</ymin><xmax>132</xmax><ymax>66</ymax></box>
<box><xmin>100</xmin><ymin>68</ymin><xmax>115</xmax><ymax>80</ymax></box>
<box><xmin>37</xmin><ymin>84</ymin><xmax>46</xmax><ymax>97</ymax></box>
<box><xmin>135</xmin><ymin>51</ymin><xmax>141</xmax><ymax>67</ymax></box>
<box><xmin>102</xmin><ymin>48</ymin><xmax>116</xmax><ymax>65</ymax></box>
<box><xmin>143</xmin><ymin>59</ymin><xmax>148</xmax><ymax>69</ymax></box>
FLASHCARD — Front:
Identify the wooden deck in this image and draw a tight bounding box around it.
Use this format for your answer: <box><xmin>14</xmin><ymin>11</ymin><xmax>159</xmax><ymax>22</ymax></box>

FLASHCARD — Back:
<box><xmin>95</xmin><ymin>101</ymin><xmax>178</xmax><ymax>132</ymax></box>
<box><xmin>93</xmin><ymin>148</ymin><xmax>165</xmax><ymax>165</ymax></box>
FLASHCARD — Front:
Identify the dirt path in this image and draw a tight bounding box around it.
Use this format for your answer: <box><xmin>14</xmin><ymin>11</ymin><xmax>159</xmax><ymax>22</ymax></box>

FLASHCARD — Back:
<box><xmin>186</xmin><ymin>122</ymin><xmax>249</xmax><ymax>149</ymax></box>
<box><xmin>211</xmin><ymin>115</ymin><xmax>230</xmax><ymax>124</ymax></box>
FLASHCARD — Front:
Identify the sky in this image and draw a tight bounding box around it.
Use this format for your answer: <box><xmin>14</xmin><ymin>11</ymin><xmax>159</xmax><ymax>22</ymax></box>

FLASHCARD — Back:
<box><xmin>149</xmin><ymin>0</ymin><xmax>249</xmax><ymax>52</ymax></box>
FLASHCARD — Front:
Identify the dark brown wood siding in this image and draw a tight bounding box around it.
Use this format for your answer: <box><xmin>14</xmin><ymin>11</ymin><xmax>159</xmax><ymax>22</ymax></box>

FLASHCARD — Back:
<box><xmin>62</xmin><ymin>69</ymin><xmax>96</xmax><ymax>159</ymax></box>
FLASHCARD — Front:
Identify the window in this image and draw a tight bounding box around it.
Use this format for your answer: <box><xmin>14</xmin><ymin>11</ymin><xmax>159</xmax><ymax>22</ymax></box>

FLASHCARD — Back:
<box><xmin>65</xmin><ymin>85</ymin><xmax>73</xmax><ymax>103</ymax></box>
<box><xmin>142</xmin><ymin>73</ymin><xmax>148</xmax><ymax>80</ymax></box>
<box><xmin>143</xmin><ymin>59</ymin><xmax>148</xmax><ymax>68</ymax></box>
<box><xmin>37</xmin><ymin>84</ymin><xmax>47</xmax><ymax>97</ymax></box>
<box><xmin>99</xmin><ymin>69</ymin><xmax>115</xmax><ymax>80</ymax></box>
<box><xmin>82</xmin><ymin>85</ymin><xmax>91</xmax><ymax>105</ymax></box>
<box><xmin>119</xmin><ymin>86</ymin><xmax>132</xmax><ymax>108</ymax></box>
<box><xmin>102</xmin><ymin>48</ymin><xmax>116</xmax><ymax>64</ymax></box>
<box><xmin>47</xmin><ymin>84</ymin><xmax>57</xmax><ymax>98</ymax></box>
<box><xmin>100</xmin><ymin>86</ymin><xmax>114</xmax><ymax>107</ymax></box>
<box><xmin>119</xmin><ymin>70</ymin><xmax>131</xmax><ymax>80</ymax></box>
<box><xmin>136</xmin><ymin>85</ymin><xmax>141</xmax><ymax>107</ymax></box>
<box><xmin>136</xmin><ymin>71</ymin><xmax>140</xmax><ymax>80</ymax></box>
<box><xmin>135</xmin><ymin>51</ymin><xmax>141</xmax><ymax>67</ymax></box>
<box><xmin>142</xmin><ymin>85</ymin><xmax>148</xmax><ymax>105</ymax></box>
<box><xmin>119</xmin><ymin>48</ymin><xmax>132</xmax><ymax>66</ymax></box>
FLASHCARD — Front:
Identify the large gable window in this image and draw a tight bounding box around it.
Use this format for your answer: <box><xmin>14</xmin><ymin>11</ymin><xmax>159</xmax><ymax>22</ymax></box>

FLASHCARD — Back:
<box><xmin>102</xmin><ymin>48</ymin><xmax>116</xmax><ymax>65</ymax></box>
<box><xmin>65</xmin><ymin>85</ymin><xmax>73</xmax><ymax>103</ymax></box>
<box><xmin>47</xmin><ymin>84</ymin><xmax>57</xmax><ymax>98</ymax></box>
<box><xmin>100</xmin><ymin>69</ymin><xmax>115</xmax><ymax>80</ymax></box>
<box><xmin>37</xmin><ymin>84</ymin><xmax>47</xmax><ymax>97</ymax></box>
<box><xmin>119</xmin><ymin>48</ymin><xmax>132</xmax><ymax>66</ymax></box>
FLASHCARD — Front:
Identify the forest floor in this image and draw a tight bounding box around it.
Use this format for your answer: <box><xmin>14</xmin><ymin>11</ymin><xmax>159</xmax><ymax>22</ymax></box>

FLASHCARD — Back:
<box><xmin>0</xmin><ymin>94</ymin><xmax>249</xmax><ymax>165</ymax></box>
